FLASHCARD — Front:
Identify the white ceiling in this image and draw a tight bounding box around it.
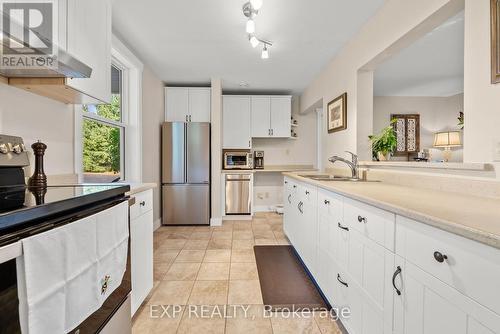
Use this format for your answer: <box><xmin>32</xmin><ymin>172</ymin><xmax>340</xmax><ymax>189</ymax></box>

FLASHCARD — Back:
<box><xmin>111</xmin><ymin>0</ymin><xmax>384</xmax><ymax>94</ymax></box>
<box><xmin>374</xmin><ymin>12</ymin><xmax>464</xmax><ymax>97</ymax></box>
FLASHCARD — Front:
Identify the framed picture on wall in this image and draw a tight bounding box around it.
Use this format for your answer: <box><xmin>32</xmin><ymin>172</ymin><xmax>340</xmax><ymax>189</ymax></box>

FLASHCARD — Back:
<box><xmin>492</xmin><ymin>0</ymin><xmax>500</xmax><ymax>83</ymax></box>
<box><xmin>327</xmin><ymin>93</ymin><xmax>347</xmax><ymax>133</ymax></box>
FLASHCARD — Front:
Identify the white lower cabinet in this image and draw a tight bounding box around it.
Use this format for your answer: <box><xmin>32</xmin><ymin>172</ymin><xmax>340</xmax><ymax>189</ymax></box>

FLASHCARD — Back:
<box><xmin>282</xmin><ymin>176</ymin><xmax>500</xmax><ymax>334</ymax></box>
<box><xmin>130</xmin><ymin>189</ymin><xmax>154</xmax><ymax>316</ymax></box>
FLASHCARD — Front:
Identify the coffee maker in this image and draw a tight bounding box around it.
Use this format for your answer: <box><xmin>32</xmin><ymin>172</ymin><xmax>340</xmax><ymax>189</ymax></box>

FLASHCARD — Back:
<box><xmin>254</xmin><ymin>151</ymin><xmax>264</xmax><ymax>169</ymax></box>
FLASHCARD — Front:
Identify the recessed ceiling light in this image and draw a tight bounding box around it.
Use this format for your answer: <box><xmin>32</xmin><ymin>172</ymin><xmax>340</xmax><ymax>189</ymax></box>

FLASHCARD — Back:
<box><xmin>246</xmin><ymin>19</ymin><xmax>255</xmax><ymax>34</ymax></box>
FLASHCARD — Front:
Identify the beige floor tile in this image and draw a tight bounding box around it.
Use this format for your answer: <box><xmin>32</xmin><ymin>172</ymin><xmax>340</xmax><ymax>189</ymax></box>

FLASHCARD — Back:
<box><xmin>232</xmin><ymin>239</ymin><xmax>255</xmax><ymax>250</ymax></box>
<box><xmin>175</xmin><ymin>250</ymin><xmax>206</xmax><ymax>263</ymax></box>
<box><xmin>143</xmin><ymin>281</ymin><xmax>160</xmax><ymax>304</ymax></box>
<box><xmin>189</xmin><ymin>231</ymin><xmax>212</xmax><ymax>240</ymax></box>
<box><xmin>233</xmin><ymin>230</ymin><xmax>254</xmax><ymax>240</ymax></box>
<box><xmin>154</xmin><ymin>262</ymin><xmax>171</xmax><ymax>281</ymax></box>
<box><xmin>132</xmin><ymin>305</ymin><xmax>185</xmax><ymax>334</ymax></box>
<box><xmin>187</xmin><ymin>280</ymin><xmax>229</xmax><ymax>305</ymax></box>
<box><xmin>226</xmin><ymin>304</ymin><xmax>273</xmax><ymax>334</ymax></box>
<box><xmin>159</xmin><ymin>239</ymin><xmax>187</xmax><ymax>250</ymax></box>
<box><xmin>197</xmin><ymin>262</ymin><xmax>230</xmax><ymax>280</ymax></box>
<box><xmin>230</xmin><ymin>262</ymin><xmax>259</xmax><ymax>280</ymax></box>
<box><xmin>227</xmin><ymin>280</ymin><xmax>263</xmax><ymax>304</ymax></box>
<box><xmin>253</xmin><ymin>229</ymin><xmax>276</xmax><ymax>239</ymax></box>
<box><xmin>271</xmin><ymin>224</ymin><xmax>284</xmax><ymax>232</ymax></box>
<box><xmin>208</xmin><ymin>238</ymin><xmax>232</xmax><ymax>250</ymax></box>
<box><xmin>276</xmin><ymin>238</ymin><xmax>291</xmax><ymax>245</ymax></box>
<box><xmin>211</xmin><ymin>231</ymin><xmax>233</xmax><ymax>240</ymax></box>
<box><xmin>255</xmin><ymin>238</ymin><xmax>278</xmax><ymax>245</ymax></box>
<box><xmin>154</xmin><ymin>248</ymin><xmax>179</xmax><ymax>264</ymax></box>
<box><xmin>167</xmin><ymin>232</ymin><xmax>192</xmax><ymax>240</ymax></box>
<box><xmin>271</xmin><ymin>314</ymin><xmax>322</xmax><ymax>334</ymax></box>
<box><xmin>203</xmin><ymin>249</ymin><xmax>231</xmax><ymax>263</ymax></box>
<box><xmin>183</xmin><ymin>239</ymin><xmax>209</xmax><ymax>250</ymax></box>
<box><xmin>232</xmin><ymin>222</ymin><xmax>253</xmax><ymax>231</ymax></box>
<box><xmin>231</xmin><ymin>249</ymin><xmax>256</xmax><ymax>263</ymax></box>
<box><xmin>176</xmin><ymin>305</ymin><xmax>226</xmax><ymax>334</ymax></box>
<box><xmin>149</xmin><ymin>280</ymin><xmax>195</xmax><ymax>305</ymax></box>
<box><xmin>273</xmin><ymin>231</ymin><xmax>286</xmax><ymax>239</ymax></box>
<box><xmin>314</xmin><ymin>312</ymin><xmax>344</xmax><ymax>334</ymax></box>
<box><xmin>164</xmin><ymin>263</ymin><xmax>201</xmax><ymax>281</ymax></box>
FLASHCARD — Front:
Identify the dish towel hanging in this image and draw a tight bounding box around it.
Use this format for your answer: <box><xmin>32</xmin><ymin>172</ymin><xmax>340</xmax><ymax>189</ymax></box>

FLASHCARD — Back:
<box><xmin>16</xmin><ymin>201</ymin><xmax>129</xmax><ymax>334</ymax></box>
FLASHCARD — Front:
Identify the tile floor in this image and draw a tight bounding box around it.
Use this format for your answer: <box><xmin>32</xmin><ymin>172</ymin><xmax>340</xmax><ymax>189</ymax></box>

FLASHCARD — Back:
<box><xmin>132</xmin><ymin>212</ymin><xmax>342</xmax><ymax>334</ymax></box>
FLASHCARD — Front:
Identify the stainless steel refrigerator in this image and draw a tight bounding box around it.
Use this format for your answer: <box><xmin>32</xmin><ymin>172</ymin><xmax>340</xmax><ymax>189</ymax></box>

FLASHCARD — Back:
<box><xmin>162</xmin><ymin>122</ymin><xmax>210</xmax><ymax>225</ymax></box>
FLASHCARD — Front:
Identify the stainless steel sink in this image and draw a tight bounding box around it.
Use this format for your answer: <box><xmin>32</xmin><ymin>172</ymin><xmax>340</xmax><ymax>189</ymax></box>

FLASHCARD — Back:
<box><xmin>298</xmin><ymin>174</ymin><xmax>379</xmax><ymax>182</ymax></box>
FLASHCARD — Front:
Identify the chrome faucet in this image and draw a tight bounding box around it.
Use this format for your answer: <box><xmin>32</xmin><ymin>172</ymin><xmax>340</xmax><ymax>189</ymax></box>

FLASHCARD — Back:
<box><xmin>328</xmin><ymin>151</ymin><xmax>359</xmax><ymax>179</ymax></box>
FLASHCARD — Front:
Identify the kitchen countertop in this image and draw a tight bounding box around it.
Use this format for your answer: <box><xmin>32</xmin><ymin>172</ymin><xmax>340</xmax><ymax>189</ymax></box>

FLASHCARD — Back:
<box><xmin>221</xmin><ymin>165</ymin><xmax>316</xmax><ymax>174</ymax></box>
<box><xmin>124</xmin><ymin>183</ymin><xmax>157</xmax><ymax>196</ymax></box>
<box><xmin>284</xmin><ymin>172</ymin><xmax>500</xmax><ymax>250</ymax></box>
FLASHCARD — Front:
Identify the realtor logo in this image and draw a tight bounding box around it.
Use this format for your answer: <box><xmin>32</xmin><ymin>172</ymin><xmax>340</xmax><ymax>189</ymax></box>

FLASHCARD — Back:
<box><xmin>0</xmin><ymin>0</ymin><xmax>58</xmax><ymax>69</ymax></box>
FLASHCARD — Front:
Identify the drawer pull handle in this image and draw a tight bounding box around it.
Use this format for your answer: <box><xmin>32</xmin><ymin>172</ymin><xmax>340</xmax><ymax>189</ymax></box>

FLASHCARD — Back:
<box><xmin>433</xmin><ymin>251</ymin><xmax>448</xmax><ymax>263</ymax></box>
<box><xmin>305</xmin><ymin>190</ymin><xmax>310</xmax><ymax>195</ymax></box>
<box><xmin>357</xmin><ymin>215</ymin><xmax>367</xmax><ymax>223</ymax></box>
<box><xmin>337</xmin><ymin>274</ymin><xmax>348</xmax><ymax>287</ymax></box>
<box><xmin>338</xmin><ymin>223</ymin><xmax>349</xmax><ymax>231</ymax></box>
<box><xmin>298</xmin><ymin>201</ymin><xmax>303</xmax><ymax>214</ymax></box>
<box><xmin>392</xmin><ymin>266</ymin><xmax>402</xmax><ymax>296</ymax></box>
<box><xmin>140</xmin><ymin>201</ymin><xmax>146</xmax><ymax>207</ymax></box>
<box><xmin>324</xmin><ymin>200</ymin><xmax>330</xmax><ymax>205</ymax></box>
<box><xmin>288</xmin><ymin>194</ymin><xmax>292</xmax><ymax>204</ymax></box>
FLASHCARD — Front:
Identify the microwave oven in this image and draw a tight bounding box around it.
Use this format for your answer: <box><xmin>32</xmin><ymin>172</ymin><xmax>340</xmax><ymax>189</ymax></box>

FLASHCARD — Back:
<box><xmin>223</xmin><ymin>150</ymin><xmax>253</xmax><ymax>170</ymax></box>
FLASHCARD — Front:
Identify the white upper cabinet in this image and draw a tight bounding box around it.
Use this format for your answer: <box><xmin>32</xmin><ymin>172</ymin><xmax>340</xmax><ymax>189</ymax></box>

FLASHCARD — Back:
<box><xmin>223</xmin><ymin>96</ymin><xmax>251</xmax><ymax>149</ymax></box>
<box><xmin>189</xmin><ymin>88</ymin><xmax>211</xmax><ymax>122</ymax></box>
<box><xmin>251</xmin><ymin>96</ymin><xmax>271</xmax><ymax>137</ymax></box>
<box><xmin>166</xmin><ymin>87</ymin><xmax>189</xmax><ymax>122</ymax></box>
<box><xmin>270</xmin><ymin>96</ymin><xmax>292</xmax><ymax>137</ymax></box>
<box><xmin>250</xmin><ymin>96</ymin><xmax>292</xmax><ymax>138</ymax></box>
<box><xmin>66</xmin><ymin>0</ymin><xmax>112</xmax><ymax>104</ymax></box>
<box><xmin>165</xmin><ymin>87</ymin><xmax>211</xmax><ymax>122</ymax></box>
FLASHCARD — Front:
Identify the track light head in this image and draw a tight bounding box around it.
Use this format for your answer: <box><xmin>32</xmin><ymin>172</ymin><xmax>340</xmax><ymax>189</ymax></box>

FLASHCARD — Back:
<box><xmin>249</xmin><ymin>35</ymin><xmax>259</xmax><ymax>48</ymax></box>
<box><xmin>246</xmin><ymin>19</ymin><xmax>255</xmax><ymax>34</ymax></box>
<box><xmin>261</xmin><ymin>44</ymin><xmax>269</xmax><ymax>59</ymax></box>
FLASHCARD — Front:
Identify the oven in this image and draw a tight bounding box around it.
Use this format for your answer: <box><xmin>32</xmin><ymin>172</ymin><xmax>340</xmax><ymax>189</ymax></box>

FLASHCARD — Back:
<box><xmin>223</xmin><ymin>150</ymin><xmax>253</xmax><ymax>170</ymax></box>
<box><xmin>0</xmin><ymin>198</ymin><xmax>132</xmax><ymax>334</ymax></box>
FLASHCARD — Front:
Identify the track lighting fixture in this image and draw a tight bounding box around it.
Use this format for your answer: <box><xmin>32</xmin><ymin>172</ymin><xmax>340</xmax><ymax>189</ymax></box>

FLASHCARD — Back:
<box><xmin>261</xmin><ymin>44</ymin><xmax>269</xmax><ymax>59</ymax></box>
<box><xmin>242</xmin><ymin>1</ymin><xmax>273</xmax><ymax>59</ymax></box>
<box><xmin>246</xmin><ymin>19</ymin><xmax>255</xmax><ymax>34</ymax></box>
<box><xmin>250</xmin><ymin>0</ymin><xmax>263</xmax><ymax>10</ymax></box>
<box><xmin>249</xmin><ymin>35</ymin><xmax>259</xmax><ymax>48</ymax></box>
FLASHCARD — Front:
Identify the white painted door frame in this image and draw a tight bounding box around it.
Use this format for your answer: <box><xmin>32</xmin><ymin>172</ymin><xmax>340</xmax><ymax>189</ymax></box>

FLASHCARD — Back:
<box><xmin>316</xmin><ymin>108</ymin><xmax>323</xmax><ymax>171</ymax></box>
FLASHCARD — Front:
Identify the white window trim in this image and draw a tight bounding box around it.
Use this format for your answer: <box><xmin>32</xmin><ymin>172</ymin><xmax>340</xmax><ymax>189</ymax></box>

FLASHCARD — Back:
<box><xmin>74</xmin><ymin>35</ymin><xmax>144</xmax><ymax>183</ymax></box>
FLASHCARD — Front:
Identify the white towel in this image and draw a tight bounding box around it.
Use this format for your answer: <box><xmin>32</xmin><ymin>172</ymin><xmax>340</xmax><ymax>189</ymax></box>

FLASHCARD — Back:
<box><xmin>17</xmin><ymin>201</ymin><xmax>129</xmax><ymax>334</ymax></box>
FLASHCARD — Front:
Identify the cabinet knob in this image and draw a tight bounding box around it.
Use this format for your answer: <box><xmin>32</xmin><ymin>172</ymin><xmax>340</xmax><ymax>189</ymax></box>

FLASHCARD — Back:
<box><xmin>140</xmin><ymin>201</ymin><xmax>146</xmax><ymax>207</ymax></box>
<box><xmin>357</xmin><ymin>215</ymin><xmax>367</xmax><ymax>223</ymax></box>
<box><xmin>293</xmin><ymin>185</ymin><xmax>297</xmax><ymax>188</ymax></box>
<box><xmin>324</xmin><ymin>200</ymin><xmax>330</xmax><ymax>205</ymax></box>
<box><xmin>433</xmin><ymin>251</ymin><xmax>448</xmax><ymax>263</ymax></box>
<box><xmin>305</xmin><ymin>190</ymin><xmax>310</xmax><ymax>195</ymax></box>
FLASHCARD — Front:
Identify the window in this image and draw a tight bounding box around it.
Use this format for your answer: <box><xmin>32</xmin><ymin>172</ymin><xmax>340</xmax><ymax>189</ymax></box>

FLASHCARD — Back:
<box><xmin>82</xmin><ymin>65</ymin><xmax>125</xmax><ymax>183</ymax></box>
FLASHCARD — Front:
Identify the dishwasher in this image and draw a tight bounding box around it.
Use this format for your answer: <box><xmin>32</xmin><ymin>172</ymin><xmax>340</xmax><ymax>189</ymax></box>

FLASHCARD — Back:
<box><xmin>225</xmin><ymin>174</ymin><xmax>252</xmax><ymax>215</ymax></box>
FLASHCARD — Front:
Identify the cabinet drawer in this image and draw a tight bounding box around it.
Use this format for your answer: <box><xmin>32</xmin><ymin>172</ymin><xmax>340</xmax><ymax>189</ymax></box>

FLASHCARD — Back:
<box><xmin>344</xmin><ymin>198</ymin><xmax>395</xmax><ymax>251</ymax></box>
<box><xmin>396</xmin><ymin>216</ymin><xmax>500</xmax><ymax>316</ymax></box>
<box><xmin>317</xmin><ymin>189</ymin><xmax>343</xmax><ymax>218</ymax></box>
<box><xmin>297</xmin><ymin>182</ymin><xmax>317</xmax><ymax>205</ymax></box>
<box><xmin>130</xmin><ymin>189</ymin><xmax>153</xmax><ymax>220</ymax></box>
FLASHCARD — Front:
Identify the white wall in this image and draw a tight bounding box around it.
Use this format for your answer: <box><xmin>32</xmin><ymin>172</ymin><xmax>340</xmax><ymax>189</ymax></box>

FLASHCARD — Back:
<box><xmin>373</xmin><ymin>94</ymin><xmax>464</xmax><ymax>162</ymax></box>
<box><xmin>300</xmin><ymin>0</ymin><xmax>465</xmax><ymax>167</ymax></box>
<box><xmin>142</xmin><ymin>66</ymin><xmax>165</xmax><ymax>223</ymax></box>
<box><xmin>0</xmin><ymin>83</ymin><xmax>74</xmax><ymax>176</ymax></box>
<box><xmin>464</xmin><ymin>0</ymin><xmax>500</xmax><ymax>163</ymax></box>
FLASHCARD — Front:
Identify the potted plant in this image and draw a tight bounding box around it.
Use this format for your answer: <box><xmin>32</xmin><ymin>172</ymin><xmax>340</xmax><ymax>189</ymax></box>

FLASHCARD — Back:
<box><xmin>368</xmin><ymin>120</ymin><xmax>397</xmax><ymax>161</ymax></box>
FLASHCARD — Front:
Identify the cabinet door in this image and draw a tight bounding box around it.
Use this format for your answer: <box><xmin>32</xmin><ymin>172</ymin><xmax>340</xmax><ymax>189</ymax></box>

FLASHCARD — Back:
<box><xmin>166</xmin><ymin>87</ymin><xmax>189</xmax><ymax>122</ymax></box>
<box><xmin>189</xmin><ymin>88</ymin><xmax>211</xmax><ymax>122</ymax></box>
<box><xmin>270</xmin><ymin>96</ymin><xmax>292</xmax><ymax>137</ymax></box>
<box><xmin>130</xmin><ymin>210</ymin><xmax>154</xmax><ymax>315</ymax></box>
<box><xmin>251</xmin><ymin>96</ymin><xmax>271</xmax><ymax>137</ymax></box>
<box><xmin>395</xmin><ymin>261</ymin><xmax>500</xmax><ymax>334</ymax></box>
<box><xmin>223</xmin><ymin>96</ymin><xmax>251</xmax><ymax>149</ymax></box>
<box><xmin>66</xmin><ymin>0</ymin><xmax>111</xmax><ymax>104</ymax></box>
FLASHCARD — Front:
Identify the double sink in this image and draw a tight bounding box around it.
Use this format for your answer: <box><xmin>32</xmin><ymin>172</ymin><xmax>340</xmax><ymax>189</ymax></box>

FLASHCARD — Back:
<box><xmin>298</xmin><ymin>174</ymin><xmax>379</xmax><ymax>182</ymax></box>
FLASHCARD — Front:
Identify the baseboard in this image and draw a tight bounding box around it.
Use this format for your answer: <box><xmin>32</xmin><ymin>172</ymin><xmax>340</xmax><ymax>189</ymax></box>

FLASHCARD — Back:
<box><xmin>153</xmin><ymin>218</ymin><xmax>162</xmax><ymax>231</ymax></box>
<box><xmin>223</xmin><ymin>215</ymin><xmax>252</xmax><ymax>221</ymax></box>
<box><xmin>210</xmin><ymin>217</ymin><xmax>222</xmax><ymax>226</ymax></box>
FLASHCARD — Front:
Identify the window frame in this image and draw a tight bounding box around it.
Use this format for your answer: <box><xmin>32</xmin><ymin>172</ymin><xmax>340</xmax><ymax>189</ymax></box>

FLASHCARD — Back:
<box><xmin>75</xmin><ymin>35</ymin><xmax>143</xmax><ymax>183</ymax></box>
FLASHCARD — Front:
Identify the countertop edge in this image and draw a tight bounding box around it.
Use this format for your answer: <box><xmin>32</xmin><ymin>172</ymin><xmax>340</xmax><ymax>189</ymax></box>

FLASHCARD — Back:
<box><xmin>283</xmin><ymin>172</ymin><xmax>500</xmax><ymax>250</ymax></box>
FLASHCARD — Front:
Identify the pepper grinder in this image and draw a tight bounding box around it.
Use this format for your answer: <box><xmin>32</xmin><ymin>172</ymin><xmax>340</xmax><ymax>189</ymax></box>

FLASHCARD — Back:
<box><xmin>28</xmin><ymin>141</ymin><xmax>47</xmax><ymax>188</ymax></box>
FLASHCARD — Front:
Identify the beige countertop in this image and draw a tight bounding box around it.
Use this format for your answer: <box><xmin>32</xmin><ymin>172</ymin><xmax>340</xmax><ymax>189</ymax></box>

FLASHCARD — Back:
<box><xmin>284</xmin><ymin>172</ymin><xmax>500</xmax><ymax>250</ymax></box>
<box><xmin>221</xmin><ymin>165</ymin><xmax>316</xmax><ymax>174</ymax></box>
<box><xmin>125</xmin><ymin>182</ymin><xmax>157</xmax><ymax>196</ymax></box>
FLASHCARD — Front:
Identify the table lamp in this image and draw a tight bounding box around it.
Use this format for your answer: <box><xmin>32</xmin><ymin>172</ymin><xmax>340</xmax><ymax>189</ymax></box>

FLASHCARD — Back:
<box><xmin>433</xmin><ymin>131</ymin><xmax>462</xmax><ymax>162</ymax></box>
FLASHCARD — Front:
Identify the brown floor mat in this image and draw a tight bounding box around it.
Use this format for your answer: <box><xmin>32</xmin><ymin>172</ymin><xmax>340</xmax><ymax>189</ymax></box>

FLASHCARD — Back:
<box><xmin>254</xmin><ymin>245</ymin><xmax>327</xmax><ymax>311</ymax></box>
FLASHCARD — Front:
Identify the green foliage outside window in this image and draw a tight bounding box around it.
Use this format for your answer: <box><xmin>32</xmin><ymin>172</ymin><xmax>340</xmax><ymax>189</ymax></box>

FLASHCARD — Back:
<box><xmin>83</xmin><ymin>95</ymin><xmax>121</xmax><ymax>173</ymax></box>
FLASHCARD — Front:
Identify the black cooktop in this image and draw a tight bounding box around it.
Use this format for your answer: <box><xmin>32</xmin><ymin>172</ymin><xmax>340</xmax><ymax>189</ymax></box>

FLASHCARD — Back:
<box><xmin>0</xmin><ymin>184</ymin><xmax>130</xmax><ymax>237</ymax></box>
